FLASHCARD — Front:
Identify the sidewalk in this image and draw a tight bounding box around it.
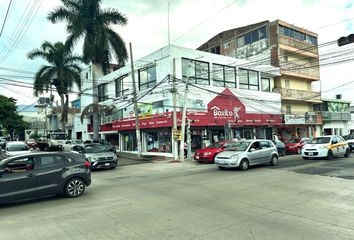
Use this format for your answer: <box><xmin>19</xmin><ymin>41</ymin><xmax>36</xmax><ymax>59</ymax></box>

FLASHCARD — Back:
<box><xmin>117</xmin><ymin>151</ymin><xmax>174</xmax><ymax>166</ymax></box>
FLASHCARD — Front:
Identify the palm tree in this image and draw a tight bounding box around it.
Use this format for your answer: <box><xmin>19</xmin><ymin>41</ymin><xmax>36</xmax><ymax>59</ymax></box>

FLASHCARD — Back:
<box><xmin>27</xmin><ymin>41</ymin><xmax>82</xmax><ymax>132</ymax></box>
<box><xmin>48</xmin><ymin>0</ymin><xmax>128</xmax><ymax>140</ymax></box>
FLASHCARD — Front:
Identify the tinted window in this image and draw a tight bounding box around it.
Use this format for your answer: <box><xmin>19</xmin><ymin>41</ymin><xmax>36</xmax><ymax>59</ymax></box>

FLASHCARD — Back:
<box><xmin>260</xmin><ymin>141</ymin><xmax>271</xmax><ymax>148</ymax></box>
<box><xmin>39</xmin><ymin>156</ymin><xmax>65</xmax><ymax>169</ymax></box>
<box><xmin>3</xmin><ymin>157</ymin><xmax>35</xmax><ymax>173</ymax></box>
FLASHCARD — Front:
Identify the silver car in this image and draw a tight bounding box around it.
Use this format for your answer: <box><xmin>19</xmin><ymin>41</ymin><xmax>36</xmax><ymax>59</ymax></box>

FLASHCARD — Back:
<box><xmin>214</xmin><ymin>139</ymin><xmax>279</xmax><ymax>170</ymax></box>
<box><xmin>73</xmin><ymin>144</ymin><xmax>118</xmax><ymax>169</ymax></box>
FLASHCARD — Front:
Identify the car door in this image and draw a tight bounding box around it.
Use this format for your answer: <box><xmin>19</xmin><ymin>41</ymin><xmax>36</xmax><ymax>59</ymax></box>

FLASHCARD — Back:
<box><xmin>35</xmin><ymin>155</ymin><xmax>67</xmax><ymax>195</ymax></box>
<box><xmin>336</xmin><ymin>136</ymin><xmax>347</xmax><ymax>155</ymax></box>
<box><xmin>330</xmin><ymin>136</ymin><xmax>340</xmax><ymax>156</ymax></box>
<box><xmin>260</xmin><ymin>141</ymin><xmax>273</xmax><ymax>163</ymax></box>
<box><xmin>248</xmin><ymin>141</ymin><xmax>264</xmax><ymax>165</ymax></box>
<box><xmin>0</xmin><ymin>156</ymin><xmax>37</xmax><ymax>202</ymax></box>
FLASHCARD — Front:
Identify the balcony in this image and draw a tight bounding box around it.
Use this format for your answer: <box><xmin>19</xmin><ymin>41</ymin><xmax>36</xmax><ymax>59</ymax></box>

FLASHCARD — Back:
<box><xmin>279</xmin><ymin>61</ymin><xmax>320</xmax><ymax>80</ymax></box>
<box><xmin>278</xmin><ymin>35</ymin><xmax>318</xmax><ymax>57</ymax></box>
<box><xmin>273</xmin><ymin>88</ymin><xmax>321</xmax><ymax>103</ymax></box>
<box><xmin>321</xmin><ymin>112</ymin><xmax>351</xmax><ymax>121</ymax></box>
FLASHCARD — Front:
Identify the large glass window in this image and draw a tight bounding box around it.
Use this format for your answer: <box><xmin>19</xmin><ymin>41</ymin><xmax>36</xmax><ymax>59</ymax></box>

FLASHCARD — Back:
<box><xmin>138</xmin><ymin>65</ymin><xmax>157</xmax><ymax>90</ymax></box>
<box><xmin>279</xmin><ymin>25</ymin><xmax>318</xmax><ymax>45</ymax></box>
<box><xmin>98</xmin><ymin>83</ymin><xmax>108</xmax><ymax>102</ymax></box>
<box><xmin>238</xmin><ymin>68</ymin><xmax>259</xmax><ymax>90</ymax></box>
<box><xmin>115</xmin><ymin>75</ymin><xmax>130</xmax><ymax>97</ymax></box>
<box><xmin>122</xmin><ymin>132</ymin><xmax>137</xmax><ymax>151</ymax></box>
<box><xmin>182</xmin><ymin>58</ymin><xmax>210</xmax><ymax>85</ymax></box>
<box><xmin>145</xmin><ymin>130</ymin><xmax>171</xmax><ymax>153</ymax></box>
<box><xmin>212</xmin><ymin>64</ymin><xmax>236</xmax><ymax>88</ymax></box>
<box><xmin>237</xmin><ymin>26</ymin><xmax>267</xmax><ymax>47</ymax></box>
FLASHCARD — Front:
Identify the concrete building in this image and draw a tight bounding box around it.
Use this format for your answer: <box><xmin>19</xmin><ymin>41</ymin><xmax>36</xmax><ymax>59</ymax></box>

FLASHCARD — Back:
<box><xmin>74</xmin><ymin>45</ymin><xmax>283</xmax><ymax>157</ymax></box>
<box><xmin>314</xmin><ymin>97</ymin><xmax>351</xmax><ymax>136</ymax></box>
<box><xmin>197</xmin><ymin>19</ymin><xmax>322</xmax><ymax>142</ymax></box>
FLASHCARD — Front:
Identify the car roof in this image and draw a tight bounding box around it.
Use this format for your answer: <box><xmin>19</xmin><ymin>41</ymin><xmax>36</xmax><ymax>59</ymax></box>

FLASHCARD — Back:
<box><xmin>6</xmin><ymin>141</ymin><xmax>27</xmax><ymax>145</ymax></box>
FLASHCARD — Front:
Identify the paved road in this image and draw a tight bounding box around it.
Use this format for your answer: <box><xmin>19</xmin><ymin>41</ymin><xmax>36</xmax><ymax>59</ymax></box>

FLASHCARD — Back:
<box><xmin>1</xmin><ymin>154</ymin><xmax>354</xmax><ymax>239</ymax></box>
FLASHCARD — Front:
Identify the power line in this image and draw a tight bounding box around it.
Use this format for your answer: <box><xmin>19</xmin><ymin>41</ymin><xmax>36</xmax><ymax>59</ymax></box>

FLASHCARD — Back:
<box><xmin>0</xmin><ymin>0</ymin><xmax>13</xmax><ymax>37</ymax></box>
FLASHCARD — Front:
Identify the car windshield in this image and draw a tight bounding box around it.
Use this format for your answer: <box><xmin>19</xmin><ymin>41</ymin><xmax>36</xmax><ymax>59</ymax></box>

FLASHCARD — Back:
<box><xmin>309</xmin><ymin>137</ymin><xmax>331</xmax><ymax>144</ymax></box>
<box><xmin>207</xmin><ymin>142</ymin><xmax>224</xmax><ymax>149</ymax></box>
<box><xmin>225</xmin><ymin>142</ymin><xmax>250</xmax><ymax>151</ymax></box>
<box><xmin>50</xmin><ymin>134</ymin><xmax>67</xmax><ymax>140</ymax></box>
<box><xmin>84</xmin><ymin>145</ymin><xmax>108</xmax><ymax>153</ymax></box>
<box><xmin>288</xmin><ymin>138</ymin><xmax>300</xmax><ymax>144</ymax></box>
<box><xmin>7</xmin><ymin>144</ymin><xmax>29</xmax><ymax>151</ymax></box>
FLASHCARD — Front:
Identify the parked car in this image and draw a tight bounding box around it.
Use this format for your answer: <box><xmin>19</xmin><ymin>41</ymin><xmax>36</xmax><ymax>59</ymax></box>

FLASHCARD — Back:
<box><xmin>75</xmin><ymin>143</ymin><xmax>118</xmax><ymax>170</ymax></box>
<box><xmin>343</xmin><ymin>134</ymin><xmax>354</xmax><ymax>152</ymax></box>
<box><xmin>285</xmin><ymin>138</ymin><xmax>309</xmax><ymax>154</ymax></box>
<box><xmin>2</xmin><ymin>141</ymin><xmax>31</xmax><ymax>158</ymax></box>
<box><xmin>0</xmin><ymin>138</ymin><xmax>7</xmax><ymax>149</ymax></box>
<box><xmin>272</xmin><ymin>140</ymin><xmax>286</xmax><ymax>156</ymax></box>
<box><xmin>83</xmin><ymin>139</ymin><xmax>117</xmax><ymax>154</ymax></box>
<box><xmin>62</xmin><ymin>139</ymin><xmax>84</xmax><ymax>152</ymax></box>
<box><xmin>194</xmin><ymin>140</ymin><xmax>234</xmax><ymax>163</ymax></box>
<box><xmin>302</xmin><ymin>135</ymin><xmax>350</xmax><ymax>160</ymax></box>
<box><xmin>25</xmin><ymin>139</ymin><xmax>37</xmax><ymax>149</ymax></box>
<box><xmin>0</xmin><ymin>152</ymin><xmax>91</xmax><ymax>203</ymax></box>
<box><xmin>214</xmin><ymin>139</ymin><xmax>278</xmax><ymax>170</ymax></box>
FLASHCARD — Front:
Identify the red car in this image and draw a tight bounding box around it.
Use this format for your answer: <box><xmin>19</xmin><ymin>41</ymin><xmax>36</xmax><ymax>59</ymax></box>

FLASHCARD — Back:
<box><xmin>194</xmin><ymin>141</ymin><xmax>234</xmax><ymax>163</ymax></box>
<box><xmin>285</xmin><ymin>138</ymin><xmax>309</xmax><ymax>154</ymax></box>
<box><xmin>25</xmin><ymin>139</ymin><xmax>37</xmax><ymax>149</ymax></box>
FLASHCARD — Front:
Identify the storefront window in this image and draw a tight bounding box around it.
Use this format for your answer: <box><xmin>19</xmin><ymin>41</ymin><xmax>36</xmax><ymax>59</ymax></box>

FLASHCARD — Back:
<box><xmin>122</xmin><ymin>132</ymin><xmax>137</xmax><ymax>151</ymax></box>
<box><xmin>145</xmin><ymin>130</ymin><xmax>171</xmax><ymax>153</ymax></box>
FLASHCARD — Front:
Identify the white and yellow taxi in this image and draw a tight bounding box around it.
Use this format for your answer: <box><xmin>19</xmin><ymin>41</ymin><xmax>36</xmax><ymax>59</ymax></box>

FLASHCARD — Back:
<box><xmin>301</xmin><ymin>135</ymin><xmax>350</xmax><ymax>160</ymax></box>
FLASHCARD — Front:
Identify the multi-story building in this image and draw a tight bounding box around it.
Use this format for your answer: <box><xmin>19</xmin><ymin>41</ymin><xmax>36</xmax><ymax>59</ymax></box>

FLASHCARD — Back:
<box><xmin>314</xmin><ymin>96</ymin><xmax>351</xmax><ymax>136</ymax></box>
<box><xmin>197</xmin><ymin>19</ymin><xmax>322</xmax><ymax>142</ymax></box>
<box><xmin>74</xmin><ymin>45</ymin><xmax>283</xmax><ymax>157</ymax></box>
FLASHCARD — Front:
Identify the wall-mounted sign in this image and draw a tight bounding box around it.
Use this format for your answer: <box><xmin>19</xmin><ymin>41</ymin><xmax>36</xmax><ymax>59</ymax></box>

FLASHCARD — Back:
<box><xmin>284</xmin><ymin>114</ymin><xmax>305</xmax><ymax>124</ymax></box>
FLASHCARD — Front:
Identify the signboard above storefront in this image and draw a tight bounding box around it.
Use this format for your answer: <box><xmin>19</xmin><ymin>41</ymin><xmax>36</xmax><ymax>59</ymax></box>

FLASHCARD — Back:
<box><xmin>284</xmin><ymin>114</ymin><xmax>305</xmax><ymax>125</ymax></box>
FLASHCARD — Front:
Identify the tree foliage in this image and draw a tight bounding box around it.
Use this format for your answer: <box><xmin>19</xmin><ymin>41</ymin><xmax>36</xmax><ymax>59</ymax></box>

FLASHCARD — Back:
<box><xmin>0</xmin><ymin>95</ymin><xmax>26</xmax><ymax>139</ymax></box>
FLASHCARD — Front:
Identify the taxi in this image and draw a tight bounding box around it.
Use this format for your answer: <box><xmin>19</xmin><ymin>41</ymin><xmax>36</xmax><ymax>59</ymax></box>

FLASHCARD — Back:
<box><xmin>301</xmin><ymin>135</ymin><xmax>350</xmax><ymax>160</ymax></box>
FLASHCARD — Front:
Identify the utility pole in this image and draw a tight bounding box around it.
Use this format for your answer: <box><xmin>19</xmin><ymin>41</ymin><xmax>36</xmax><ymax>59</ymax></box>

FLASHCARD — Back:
<box><xmin>179</xmin><ymin>62</ymin><xmax>190</xmax><ymax>161</ymax></box>
<box><xmin>172</xmin><ymin>58</ymin><xmax>178</xmax><ymax>160</ymax></box>
<box><xmin>187</xmin><ymin>118</ymin><xmax>192</xmax><ymax>160</ymax></box>
<box><xmin>129</xmin><ymin>43</ymin><xmax>142</xmax><ymax>159</ymax></box>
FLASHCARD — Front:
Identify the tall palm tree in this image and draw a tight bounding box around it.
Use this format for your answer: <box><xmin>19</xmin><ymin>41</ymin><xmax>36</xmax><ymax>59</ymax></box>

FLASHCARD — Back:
<box><xmin>27</xmin><ymin>41</ymin><xmax>82</xmax><ymax>132</ymax></box>
<box><xmin>48</xmin><ymin>0</ymin><xmax>128</xmax><ymax>140</ymax></box>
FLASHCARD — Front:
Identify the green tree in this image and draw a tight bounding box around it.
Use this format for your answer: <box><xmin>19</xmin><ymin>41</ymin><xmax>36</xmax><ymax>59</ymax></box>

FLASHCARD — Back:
<box><xmin>48</xmin><ymin>0</ymin><xmax>128</xmax><ymax>139</ymax></box>
<box><xmin>27</xmin><ymin>41</ymin><xmax>82</xmax><ymax>132</ymax></box>
<box><xmin>0</xmin><ymin>95</ymin><xmax>26</xmax><ymax>140</ymax></box>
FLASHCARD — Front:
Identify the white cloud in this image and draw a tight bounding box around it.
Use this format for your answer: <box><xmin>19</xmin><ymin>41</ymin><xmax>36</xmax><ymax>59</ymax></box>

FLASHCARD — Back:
<box><xmin>0</xmin><ymin>0</ymin><xmax>354</xmax><ymax>104</ymax></box>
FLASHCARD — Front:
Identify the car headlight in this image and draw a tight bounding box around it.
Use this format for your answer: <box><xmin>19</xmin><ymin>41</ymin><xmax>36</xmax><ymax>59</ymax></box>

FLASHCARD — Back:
<box><xmin>230</xmin><ymin>154</ymin><xmax>240</xmax><ymax>160</ymax></box>
<box><xmin>203</xmin><ymin>152</ymin><xmax>211</xmax><ymax>156</ymax></box>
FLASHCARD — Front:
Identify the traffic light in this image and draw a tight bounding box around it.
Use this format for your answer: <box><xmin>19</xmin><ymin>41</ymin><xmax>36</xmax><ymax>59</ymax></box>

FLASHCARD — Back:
<box><xmin>337</xmin><ymin>34</ymin><xmax>354</xmax><ymax>46</ymax></box>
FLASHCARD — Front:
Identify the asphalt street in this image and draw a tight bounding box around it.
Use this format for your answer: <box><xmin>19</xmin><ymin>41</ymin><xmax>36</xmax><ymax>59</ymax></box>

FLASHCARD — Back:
<box><xmin>1</xmin><ymin>153</ymin><xmax>354</xmax><ymax>240</ymax></box>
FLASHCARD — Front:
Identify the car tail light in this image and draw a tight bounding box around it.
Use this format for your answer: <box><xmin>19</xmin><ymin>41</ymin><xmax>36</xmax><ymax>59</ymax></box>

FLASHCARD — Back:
<box><xmin>84</xmin><ymin>161</ymin><xmax>91</xmax><ymax>168</ymax></box>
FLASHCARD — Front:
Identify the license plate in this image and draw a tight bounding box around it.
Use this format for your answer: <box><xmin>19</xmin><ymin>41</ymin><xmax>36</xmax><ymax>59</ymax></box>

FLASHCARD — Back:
<box><xmin>105</xmin><ymin>163</ymin><xmax>110</xmax><ymax>166</ymax></box>
<box><xmin>308</xmin><ymin>152</ymin><xmax>314</xmax><ymax>156</ymax></box>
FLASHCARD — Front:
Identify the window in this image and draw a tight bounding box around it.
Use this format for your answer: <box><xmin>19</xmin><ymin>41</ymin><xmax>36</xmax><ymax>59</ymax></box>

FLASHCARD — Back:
<box><xmin>138</xmin><ymin>65</ymin><xmax>157</xmax><ymax>90</ymax></box>
<box><xmin>182</xmin><ymin>58</ymin><xmax>210</xmax><ymax>85</ymax></box>
<box><xmin>307</xmin><ymin>82</ymin><xmax>311</xmax><ymax>91</ymax></box>
<box><xmin>286</xmin><ymin>105</ymin><xmax>291</xmax><ymax>114</ymax></box>
<box><xmin>39</xmin><ymin>156</ymin><xmax>65</xmax><ymax>169</ymax></box>
<box><xmin>260</xmin><ymin>141</ymin><xmax>271</xmax><ymax>148</ymax></box>
<box><xmin>239</xmin><ymin>68</ymin><xmax>259</xmax><ymax>90</ymax></box>
<box><xmin>210</xmin><ymin>46</ymin><xmax>220</xmax><ymax>54</ymax></box>
<box><xmin>279</xmin><ymin>25</ymin><xmax>317</xmax><ymax>45</ymax></box>
<box><xmin>98</xmin><ymin>83</ymin><xmax>108</xmax><ymax>102</ymax></box>
<box><xmin>115</xmin><ymin>75</ymin><xmax>129</xmax><ymax>97</ymax></box>
<box><xmin>237</xmin><ymin>27</ymin><xmax>267</xmax><ymax>47</ymax></box>
<box><xmin>112</xmin><ymin>109</ymin><xmax>124</xmax><ymax>120</ymax></box>
<box><xmin>4</xmin><ymin>157</ymin><xmax>35</xmax><ymax>173</ymax></box>
<box><xmin>261</xmin><ymin>78</ymin><xmax>270</xmax><ymax>92</ymax></box>
<box><xmin>212</xmin><ymin>64</ymin><xmax>236</xmax><ymax>88</ymax></box>
<box><xmin>284</xmin><ymin>79</ymin><xmax>290</xmax><ymax>88</ymax></box>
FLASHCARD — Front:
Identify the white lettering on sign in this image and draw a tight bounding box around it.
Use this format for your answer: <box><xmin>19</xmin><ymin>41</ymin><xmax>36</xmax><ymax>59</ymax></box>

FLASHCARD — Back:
<box><xmin>210</xmin><ymin>106</ymin><xmax>240</xmax><ymax>118</ymax></box>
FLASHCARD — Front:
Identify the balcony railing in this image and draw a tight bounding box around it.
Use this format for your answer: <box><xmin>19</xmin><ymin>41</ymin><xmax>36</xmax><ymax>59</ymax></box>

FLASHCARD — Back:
<box><xmin>279</xmin><ymin>61</ymin><xmax>320</xmax><ymax>80</ymax></box>
<box><xmin>273</xmin><ymin>88</ymin><xmax>321</xmax><ymax>102</ymax></box>
<box><xmin>278</xmin><ymin>35</ymin><xmax>318</xmax><ymax>55</ymax></box>
<box><xmin>321</xmin><ymin>111</ymin><xmax>351</xmax><ymax>121</ymax></box>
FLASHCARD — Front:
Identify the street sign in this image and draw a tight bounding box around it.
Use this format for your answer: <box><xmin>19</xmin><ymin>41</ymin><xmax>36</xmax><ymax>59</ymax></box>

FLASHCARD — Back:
<box><xmin>172</xmin><ymin>128</ymin><xmax>181</xmax><ymax>140</ymax></box>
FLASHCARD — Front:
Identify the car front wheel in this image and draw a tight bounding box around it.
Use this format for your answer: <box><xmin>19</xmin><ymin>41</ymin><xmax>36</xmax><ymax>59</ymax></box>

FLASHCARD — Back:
<box><xmin>239</xmin><ymin>159</ymin><xmax>249</xmax><ymax>171</ymax></box>
<box><xmin>344</xmin><ymin>148</ymin><xmax>350</xmax><ymax>158</ymax></box>
<box><xmin>327</xmin><ymin>150</ymin><xmax>334</xmax><ymax>160</ymax></box>
<box><xmin>64</xmin><ymin>178</ymin><xmax>85</xmax><ymax>198</ymax></box>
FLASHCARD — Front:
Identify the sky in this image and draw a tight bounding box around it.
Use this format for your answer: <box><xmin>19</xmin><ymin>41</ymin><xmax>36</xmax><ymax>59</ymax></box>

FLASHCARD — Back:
<box><xmin>0</xmin><ymin>0</ymin><xmax>354</xmax><ymax>106</ymax></box>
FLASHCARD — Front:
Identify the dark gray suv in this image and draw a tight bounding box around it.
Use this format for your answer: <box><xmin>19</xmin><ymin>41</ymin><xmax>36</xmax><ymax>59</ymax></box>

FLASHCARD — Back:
<box><xmin>0</xmin><ymin>152</ymin><xmax>91</xmax><ymax>203</ymax></box>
